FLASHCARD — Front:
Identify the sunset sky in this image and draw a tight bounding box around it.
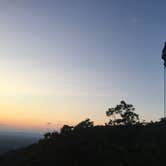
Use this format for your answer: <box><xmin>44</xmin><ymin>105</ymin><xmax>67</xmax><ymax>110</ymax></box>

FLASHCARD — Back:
<box><xmin>0</xmin><ymin>0</ymin><xmax>165</xmax><ymax>133</ymax></box>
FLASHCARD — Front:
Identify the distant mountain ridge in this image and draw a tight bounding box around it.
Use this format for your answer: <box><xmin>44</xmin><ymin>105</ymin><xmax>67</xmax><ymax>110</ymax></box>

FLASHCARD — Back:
<box><xmin>0</xmin><ymin>132</ymin><xmax>41</xmax><ymax>155</ymax></box>
<box><xmin>0</xmin><ymin>131</ymin><xmax>42</xmax><ymax>137</ymax></box>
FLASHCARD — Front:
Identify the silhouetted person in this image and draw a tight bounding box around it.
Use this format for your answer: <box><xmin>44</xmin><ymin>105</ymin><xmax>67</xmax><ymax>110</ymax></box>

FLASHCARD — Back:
<box><xmin>162</xmin><ymin>42</ymin><xmax>166</xmax><ymax>67</ymax></box>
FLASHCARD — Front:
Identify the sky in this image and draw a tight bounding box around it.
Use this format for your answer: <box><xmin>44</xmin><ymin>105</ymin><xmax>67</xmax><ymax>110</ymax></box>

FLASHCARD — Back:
<box><xmin>0</xmin><ymin>0</ymin><xmax>165</xmax><ymax>133</ymax></box>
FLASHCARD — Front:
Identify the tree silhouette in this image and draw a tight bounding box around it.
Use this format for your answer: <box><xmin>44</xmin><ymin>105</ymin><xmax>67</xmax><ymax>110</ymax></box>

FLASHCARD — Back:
<box><xmin>61</xmin><ymin>125</ymin><xmax>73</xmax><ymax>135</ymax></box>
<box><xmin>44</xmin><ymin>131</ymin><xmax>59</xmax><ymax>139</ymax></box>
<box><xmin>74</xmin><ymin>118</ymin><xmax>94</xmax><ymax>130</ymax></box>
<box><xmin>44</xmin><ymin>132</ymin><xmax>52</xmax><ymax>139</ymax></box>
<box><xmin>51</xmin><ymin>131</ymin><xmax>59</xmax><ymax>138</ymax></box>
<box><xmin>106</xmin><ymin>101</ymin><xmax>139</xmax><ymax>126</ymax></box>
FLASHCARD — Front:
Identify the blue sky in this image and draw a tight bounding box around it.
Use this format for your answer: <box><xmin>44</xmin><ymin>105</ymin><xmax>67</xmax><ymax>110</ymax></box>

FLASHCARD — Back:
<box><xmin>0</xmin><ymin>0</ymin><xmax>165</xmax><ymax>132</ymax></box>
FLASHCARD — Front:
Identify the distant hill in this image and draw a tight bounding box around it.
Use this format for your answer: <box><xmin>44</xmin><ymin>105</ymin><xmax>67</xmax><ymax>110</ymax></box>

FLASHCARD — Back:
<box><xmin>0</xmin><ymin>132</ymin><xmax>41</xmax><ymax>154</ymax></box>
<box><xmin>0</xmin><ymin>125</ymin><xmax>166</xmax><ymax>166</ymax></box>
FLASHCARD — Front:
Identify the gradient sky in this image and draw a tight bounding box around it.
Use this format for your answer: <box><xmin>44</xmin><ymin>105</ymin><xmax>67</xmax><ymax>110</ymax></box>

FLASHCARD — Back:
<box><xmin>0</xmin><ymin>0</ymin><xmax>165</xmax><ymax>133</ymax></box>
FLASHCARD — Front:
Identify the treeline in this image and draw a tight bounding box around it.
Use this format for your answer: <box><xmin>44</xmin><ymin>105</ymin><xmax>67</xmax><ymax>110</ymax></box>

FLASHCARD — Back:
<box><xmin>44</xmin><ymin>100</ymin><xmax>166</xmax><ymax>139</ymax></box>
<box><xmin>0</xmin><ymin>101</ymin><xmax>166</xmax><ymax>166</ymax></box>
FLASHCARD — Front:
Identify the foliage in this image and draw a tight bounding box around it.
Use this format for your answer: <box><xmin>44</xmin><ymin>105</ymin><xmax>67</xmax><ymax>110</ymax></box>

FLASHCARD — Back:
<box><xmin>1</xmin><ymin>124</ymin><xmax>166</xmax><ymax>166</ymax></box>
<box><xmin>74</xmin><ymin>118</ymin><xmax>94</xmax><ymax>130</ymax></box>
<box><xmin>44</xmin><ymin>132</ymin><xmax>52</xmax><ymax>139</ymax></box>
<box><xmin>61</xmin><ymin>125</ymin><xmax>73</xmax><ymax>135</ymax></box>
<box><xmin>44</xmin><ymin>131</ymin><xmax>59</xmax><ymax>139</ymax></box>
<box><xmin>1</xmin><ymin>101</ymin><xmax>166</xmax><ymax>166</ymax></box>
<box><xmin>106</xmin><ymin>101</ymin><xmax>140</xmax><ymax>126</ymax></box>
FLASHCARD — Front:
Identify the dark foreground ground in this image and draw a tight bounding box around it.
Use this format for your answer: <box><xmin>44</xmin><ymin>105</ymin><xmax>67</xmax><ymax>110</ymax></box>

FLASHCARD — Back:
<box><xmin>0</xmin><ymin>125</ymin><xmax>166</xmax><ymax>166</ymax></box>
